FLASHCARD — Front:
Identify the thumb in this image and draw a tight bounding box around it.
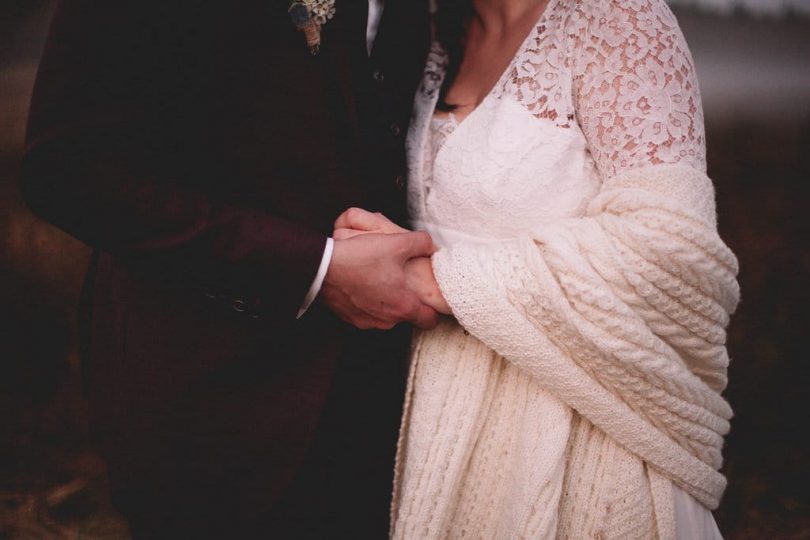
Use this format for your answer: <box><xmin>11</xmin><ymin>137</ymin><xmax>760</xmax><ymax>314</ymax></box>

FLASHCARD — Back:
<box><xmin>401</xmin><ymin>231</ymin><xmax>437</xmax><ymax>258</ymax></box>
<box><xmin>411</xmin><ymin>303</ymin><xmax>440</xmax><ymax>330</ymax></box>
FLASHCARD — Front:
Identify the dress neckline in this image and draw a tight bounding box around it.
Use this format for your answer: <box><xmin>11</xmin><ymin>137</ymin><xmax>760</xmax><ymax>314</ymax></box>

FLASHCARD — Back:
<box><xmin>432</xmin><ymin>0</ymin><xmax>560</xmax><ymax>130</ymax></box>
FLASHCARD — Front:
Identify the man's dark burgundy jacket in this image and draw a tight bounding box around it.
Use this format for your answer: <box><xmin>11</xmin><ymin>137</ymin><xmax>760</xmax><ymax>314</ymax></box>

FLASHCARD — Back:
<box><xmin>21</xmin><ymin>0</ymin><xmax>429</xmax><ymax>536</ymax></box>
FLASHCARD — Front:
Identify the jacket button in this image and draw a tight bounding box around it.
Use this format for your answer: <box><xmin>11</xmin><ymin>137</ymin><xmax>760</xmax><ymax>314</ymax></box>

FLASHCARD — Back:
<box><xmin>394</xmin><ymin>174</ymin><xmax>405</xmax><ymax>191</ymax></box>
<box><xmin>372</xmin><ymin>69</ymin><xmax>384</xmax><ymax>84</ymax></box>
<box><xmin>389</xmin><ymin>122</ymin><xmax>401</xmax><ymax>137</ymax></box>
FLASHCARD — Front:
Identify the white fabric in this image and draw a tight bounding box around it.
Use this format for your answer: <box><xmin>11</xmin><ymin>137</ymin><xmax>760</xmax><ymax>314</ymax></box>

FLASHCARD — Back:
<box><xmin>674</xmin><ymin>484</ymin><xmax>724</xmax><ymax>539</ymax></box>
<box><xmin>367</xmin><ymin>0</ymin><xmax>385</xmax><ymax>54</ymax></box>
<box><xmin>298</xmin><ymin>1</ymin><xmax>383</xmax><ymax>317</ymax></box>
<box><xmin>391</xmin><ymin>0</ymin><xmax>738</xmax><ymax>537</ymax></box>
<box><xmin>297</xmin><ymin>237</ymin><xmax>333</xmax><ymax>318</ymax></box>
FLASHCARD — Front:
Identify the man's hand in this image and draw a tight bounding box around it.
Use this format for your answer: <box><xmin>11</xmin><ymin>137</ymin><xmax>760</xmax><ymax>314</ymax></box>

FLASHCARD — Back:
<box><xmin>320</xmin><ymin>231</ymin><xmax>440</xmax><ymax>330</ymax></box>
<box><xmin>333</xmin><ymin>207</ymin><xmax>409</xmax><ymax>239</ymax></box>
<box><xmin>331</xmin><ymin>207</ymin><xmax>452</xmax><ymax>318</ymax></box>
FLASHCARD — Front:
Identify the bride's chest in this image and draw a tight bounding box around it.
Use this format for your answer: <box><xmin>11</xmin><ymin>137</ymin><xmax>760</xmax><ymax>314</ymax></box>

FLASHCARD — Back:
<box><xmin>408</xmin><ymin>94</ymin><xmax>601</xmax><ymax>239</ymax></box>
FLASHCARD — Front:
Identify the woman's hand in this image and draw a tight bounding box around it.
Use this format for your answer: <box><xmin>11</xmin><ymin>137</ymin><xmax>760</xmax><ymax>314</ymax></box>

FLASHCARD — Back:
<box><xmin>404</xmin><ymin>256</ymin><xmax>452</xmax><ymax>315</ymax></box>
<box><xmin>333</xmin><ymin>208</ymin><xmax>452</xmax><ymax>315</ymax></box>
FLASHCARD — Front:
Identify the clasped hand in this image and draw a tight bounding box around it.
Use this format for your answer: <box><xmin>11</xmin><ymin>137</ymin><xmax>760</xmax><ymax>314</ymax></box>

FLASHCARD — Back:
<box><xmin>320</xmin><ymin>208</ymin><xmax>451</xmax><ymax>331</ymax></box>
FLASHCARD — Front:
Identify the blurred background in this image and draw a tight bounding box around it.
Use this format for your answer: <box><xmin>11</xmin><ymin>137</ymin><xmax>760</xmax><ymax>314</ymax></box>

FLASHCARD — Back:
<box><xmin>1</xmin><ymin>1</ymin><xmax>808</xmax><ymax>538</ymax></box>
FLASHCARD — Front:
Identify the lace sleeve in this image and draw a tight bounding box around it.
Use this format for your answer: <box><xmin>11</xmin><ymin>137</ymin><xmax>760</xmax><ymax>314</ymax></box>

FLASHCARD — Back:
<box><xmin>571</xmin><ymin>0</ymin><xmax>707</xmax><ymax>177</ymax></box>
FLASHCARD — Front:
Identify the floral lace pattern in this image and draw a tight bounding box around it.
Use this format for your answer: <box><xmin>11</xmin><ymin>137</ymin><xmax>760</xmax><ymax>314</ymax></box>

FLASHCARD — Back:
<box><xmin>494</xmin><ymin>0</ymin><xmax>707</xmax><ymax>175</ymax></box>
<box><xmin>408</xmin><ymin>0</ymin><xmax>707</xmax><ymax>244</ymax></box>
<box><xmin>569</xmin><ymin>0</ymin><xmax>706</xmax><ymax>176</ymax></box>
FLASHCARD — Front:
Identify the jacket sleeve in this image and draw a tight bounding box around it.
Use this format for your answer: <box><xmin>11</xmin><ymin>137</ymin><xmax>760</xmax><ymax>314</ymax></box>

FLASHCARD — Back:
<box><xmin>20</xmin><ymin>0</ymin><xmax>327</xmax><ymax>320</ymax></box>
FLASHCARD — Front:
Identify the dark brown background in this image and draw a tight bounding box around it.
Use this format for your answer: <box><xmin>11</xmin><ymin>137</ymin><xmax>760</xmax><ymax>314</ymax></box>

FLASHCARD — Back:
<box><xmin>1</xmin><ymin>2</ymin><xmax>808</xmax><ymax>538</ymax></box>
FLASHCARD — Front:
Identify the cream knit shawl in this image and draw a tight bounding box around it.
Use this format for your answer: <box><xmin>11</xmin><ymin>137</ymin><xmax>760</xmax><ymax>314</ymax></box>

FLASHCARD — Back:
<box><xmin>392</xmin><ymin>164</ymin><xmax>740</xmax><ymax>538</ymax></box>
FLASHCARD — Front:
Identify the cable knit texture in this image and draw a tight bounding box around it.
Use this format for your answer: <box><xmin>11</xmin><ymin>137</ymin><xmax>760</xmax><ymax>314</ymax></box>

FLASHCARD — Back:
<box><xmin>391</xmin><ymin>0</ymin><xmax>739</xmax><ymax>538</ymax></box>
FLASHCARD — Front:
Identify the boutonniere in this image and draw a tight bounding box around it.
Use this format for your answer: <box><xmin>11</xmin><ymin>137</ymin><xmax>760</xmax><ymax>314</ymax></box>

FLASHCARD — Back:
<box><xmin>288</xmin><ymin>0</ymin><xmax>336</xmax><ymax>55</ymax></box>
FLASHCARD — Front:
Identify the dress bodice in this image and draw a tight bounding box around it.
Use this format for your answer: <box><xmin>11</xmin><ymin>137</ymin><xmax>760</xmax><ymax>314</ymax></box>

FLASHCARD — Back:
<box><xmin>415</xmin><ymin>98</ymin><xmax>601</xmax><ymax>247</ymax></box>
<box><xmin>406</xmin><ymin>0</ymin><xmax>706</xmax><ymax>248</ymax></box>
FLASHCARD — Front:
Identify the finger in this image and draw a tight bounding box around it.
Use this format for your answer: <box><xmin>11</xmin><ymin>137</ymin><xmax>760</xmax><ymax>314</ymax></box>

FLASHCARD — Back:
<box><xmin>377</xmin><ymin>214</ymin><xmax>410</xmax><ymax>234</ymax></box>
<box><xmin>347</xmin><ymin>313</ymin><xmax>396</xmax><ymax>331</ymax></box>
<box><xmin>400</xmin><ymin>231</ymin><xmax>437</xmax><ymax>259</ymax></box>
<box><xmin>336</xmin><ymin>207</ymin><xmax>407</xmax><ymax>234</ymax></box>
<box><xmin>333</xmin><ymin>228</ymin><xmax>368</xmax><ymax>240</ymax></box>
<box><xmin>394</xmin><ymin>293</ymin><xmax>436</xmax><ymax>329</ymax></box>
<box><xmin>411</xmin><ymin>303</ymin><xmax>440</xmax><ymax>330</ymax></box>
<box><xmin>333</xmin><ymin>207</ymin><xmax>360</xmax><ymax>230</ymax></box>
<box><xmin>334</xmin><ymin>207</ymin><xmax>380</xmax><ymax>231</ymax></box>
<box><xmin>361</xmin><ymin>316</ymin><xmax>398</xmax><ymax>331</ymax></box>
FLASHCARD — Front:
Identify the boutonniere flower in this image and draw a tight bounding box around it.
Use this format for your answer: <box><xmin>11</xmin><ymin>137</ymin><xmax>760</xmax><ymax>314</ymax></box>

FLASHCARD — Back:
<box><xmin>288</xmin><ymin>0</ymin><xmax>336</xmax><ymax>55</ymax></box>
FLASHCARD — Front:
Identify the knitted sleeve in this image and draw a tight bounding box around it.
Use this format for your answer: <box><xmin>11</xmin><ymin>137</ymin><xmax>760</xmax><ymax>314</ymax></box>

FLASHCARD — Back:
<box><xmin>430</xmin><ymin>0</ymin><xmax>740</xmax><ymax>509</ymax></box>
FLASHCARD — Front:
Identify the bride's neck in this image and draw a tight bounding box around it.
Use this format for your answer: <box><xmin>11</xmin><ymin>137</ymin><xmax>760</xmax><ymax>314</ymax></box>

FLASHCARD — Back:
<box><xmin>471</xmin><ymin>0</ymin><xmax>549</xmax><ymax>33</ymax></box>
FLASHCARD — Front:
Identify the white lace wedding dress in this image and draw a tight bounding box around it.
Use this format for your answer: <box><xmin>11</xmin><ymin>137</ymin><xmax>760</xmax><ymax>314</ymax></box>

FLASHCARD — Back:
<box><xmin>391</xmin><ymin>0</ymin><xmax>737</xmax><ymax>538</ymax></box>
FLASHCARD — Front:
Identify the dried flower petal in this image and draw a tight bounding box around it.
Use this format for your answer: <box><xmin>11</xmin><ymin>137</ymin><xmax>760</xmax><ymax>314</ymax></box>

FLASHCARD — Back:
<box><xmin>303</xmin><ymin>0</ymin><xmax>335</xmax><ymax>26</ymax></box>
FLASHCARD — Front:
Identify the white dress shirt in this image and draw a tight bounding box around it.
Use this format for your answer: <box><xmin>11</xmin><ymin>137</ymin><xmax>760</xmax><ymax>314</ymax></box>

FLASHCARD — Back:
<box><xmin>298</xmin><ymin>0</ymin><xmax>385</xmax><ymax>318</ymax></box>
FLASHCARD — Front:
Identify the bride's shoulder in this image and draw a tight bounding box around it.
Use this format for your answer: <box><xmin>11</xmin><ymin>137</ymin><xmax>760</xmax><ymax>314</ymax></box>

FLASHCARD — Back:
<box><xmin>565</xmin><ymin>0</ymin><xmax>686</xmax><ymax>55</ymax></box>
<box><xmin>567</xmin><ymin>0</ymin><xmax>680</xmax><ymax>32</ymax></box>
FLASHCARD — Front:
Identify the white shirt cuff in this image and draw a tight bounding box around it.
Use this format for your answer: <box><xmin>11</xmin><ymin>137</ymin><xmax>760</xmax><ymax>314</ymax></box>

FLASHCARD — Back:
<box><xmin>297</xmin><ymin>237</ymin><xmax>334</xmax><ymax>319</ymax></box>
